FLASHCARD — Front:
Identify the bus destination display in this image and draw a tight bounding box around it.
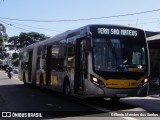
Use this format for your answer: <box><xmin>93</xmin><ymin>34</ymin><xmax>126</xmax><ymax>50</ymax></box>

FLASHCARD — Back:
<box><xmin>97</xmin><ymin>28</ymin><xmax>138</xmax><ymax>37</ymax></box>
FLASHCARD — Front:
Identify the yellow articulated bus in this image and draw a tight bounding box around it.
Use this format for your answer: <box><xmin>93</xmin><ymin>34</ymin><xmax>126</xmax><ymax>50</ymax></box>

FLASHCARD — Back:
<box><xmin>18</xmin><ymin>24</ymin><xmax>149</xmax><ymax>101</ymax></box>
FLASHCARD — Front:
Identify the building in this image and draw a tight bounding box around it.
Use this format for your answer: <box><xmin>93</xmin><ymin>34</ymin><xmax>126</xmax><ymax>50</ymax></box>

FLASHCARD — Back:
<box><xmin>146</xmin><ymin>31</ymin><xmax>160</xmax><ymax>79</ymax></box>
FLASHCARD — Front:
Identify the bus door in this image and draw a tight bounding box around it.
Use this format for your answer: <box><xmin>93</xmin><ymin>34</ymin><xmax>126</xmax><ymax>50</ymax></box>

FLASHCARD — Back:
<box><xmin>28</xmin><ymin>50</ymin><xmax>33</xmax><ymax>82</ymax></box>
<box><xmin>75</xmin><ymin>39</ymin><xmax>88</xmax><ymax>95</ymax></box>
<box><xmin>45</xmin><ymin>46</ymin><xmax>52</xmax><ymax>86</ymax></box>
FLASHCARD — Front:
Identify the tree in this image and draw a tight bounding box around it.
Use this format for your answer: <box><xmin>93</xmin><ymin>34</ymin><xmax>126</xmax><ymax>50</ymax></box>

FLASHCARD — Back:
<box><xmin>12</xmin><ymin>52</ymin><xmax>19</xmax><ymax>59</ymax></box>
<box><xmin>0</xmin><ymin>24</ymin><xmax>8</xmax><ymax>59</ymax></box>
<box><xmin>19</xmin><ymin>32</ymin><xmax>49</xmax><ymax>47</ymax></box>
<box><xmin>12</xmin><ymin>52</ymin><xmax>19</xmax><ymax>67</ymax></box>
<box><xmin>0</xmin><ymin>24</ymin><xmax>6</xmax><ymax>49</ymax></box>
<box><xmin>6</xmin><ymin>36</ymin><xmax>20</xmax><ymax>51</ymax></box>
<box><xmin>7</xmin><ymin>32</ymin><xmax>49</xmax><ymax>52</ymax></box>
<box><xmin>0</xmin><ymin>36</ymin><xmax>4</xmax><ymax>51</ymax></box>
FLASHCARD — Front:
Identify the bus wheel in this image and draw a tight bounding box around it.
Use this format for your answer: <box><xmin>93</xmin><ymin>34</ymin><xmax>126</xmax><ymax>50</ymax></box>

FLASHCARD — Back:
<box><xmin>63</xmin><ymin>81</ymin><xmax>70</xmax><ymax>96</ymax></box>
<box><xmin>40</xmin><ymin>75</ymin><xmax>44</xmax><ymax>89</ymax></box>
<box><xmin>110</xmin><ymin>97</ymin><xmax>120</xmax><ymax>103</ymax></box>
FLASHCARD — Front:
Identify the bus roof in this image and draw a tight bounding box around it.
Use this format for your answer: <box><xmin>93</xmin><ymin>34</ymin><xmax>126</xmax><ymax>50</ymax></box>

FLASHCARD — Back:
<box><xmin>21</xmin><ymin>24</ymin><xmax>144</xmax><ymax>51</ymax></box>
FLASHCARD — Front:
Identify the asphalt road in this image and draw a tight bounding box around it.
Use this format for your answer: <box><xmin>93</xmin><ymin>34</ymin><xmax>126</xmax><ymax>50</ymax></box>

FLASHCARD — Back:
<box><xmin>0</xmin><ymin>71</ymin><xmax>160</xmax><ymax>120</ymax></box>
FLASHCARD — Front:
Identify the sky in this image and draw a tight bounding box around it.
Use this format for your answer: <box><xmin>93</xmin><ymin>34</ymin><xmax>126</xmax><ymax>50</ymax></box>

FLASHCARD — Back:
<box><xmin>0</xmin><ymin>0</ymin><xmax>160</xmax><ymax>37</ymax></box>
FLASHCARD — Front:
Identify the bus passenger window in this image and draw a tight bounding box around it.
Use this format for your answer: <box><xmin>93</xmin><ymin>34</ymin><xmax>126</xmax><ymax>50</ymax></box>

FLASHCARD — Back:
<box><xmin>40</xmin><ymin>59</ymin><xmax>45</xmax><ymax>69</ymax></box>
<box><xmin>36</xmin><ymin>47</ymin><xmax>42</xmax><ymax>70</ymax></box>
<box><xmin>36</xmin><ymin>58</ymin><xmax>40</xmax><ymax>70</ymax></box>
<box><xmin>51</xmin><ymin>46</ymin><xmax>65</xmax><ymax>71</ymax></box>
<box><xmin>67</xmin><ymin>39</ymin><xmax>75</xmax><ymax>57</ymax></box>
<box><xmin>67</xmin><ymin>56</ymin><xmax>75</xmax><ymax>68</ymax></box>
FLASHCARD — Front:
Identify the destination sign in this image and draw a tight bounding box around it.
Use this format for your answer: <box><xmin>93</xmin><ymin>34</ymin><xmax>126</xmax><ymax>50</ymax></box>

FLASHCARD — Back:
<box><xmin>97</xmin><ymin>28</ymin><xmax>138</xmax><ymax>37</ymax></box>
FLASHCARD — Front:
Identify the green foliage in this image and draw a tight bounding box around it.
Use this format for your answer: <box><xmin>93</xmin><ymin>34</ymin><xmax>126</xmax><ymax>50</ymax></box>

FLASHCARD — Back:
<box><xmin>12</xmin><ymin>59</ymin><xmax>19</xmax><ymax>67</ymax></box>
<box><xmin>7</xmin><ymin>32</ymin><xmax>49</xmax><ymax>52</ymax></box>
<box><xmin>6</xmin><ymin>36</ymin><xmax>19</xmax><ymax>51</ymax></box>
<box><xmin>0</xmin><ymin>24</ymin><xmax>7</xmax><ymax>59</ymax></box>
<box><xmin>0</xmin><ymin>36</ymin><xmax>3</xmax><ymax>51</ymax></box>
<box><xmin>5</xmin><ymin>32</ymin><xmax>49</xmax><ymax>66</ymax></box>
<box><xmin>12</xmin><ymin>52</ymin><xmax>19</xmax><ymax>59</ymax></box>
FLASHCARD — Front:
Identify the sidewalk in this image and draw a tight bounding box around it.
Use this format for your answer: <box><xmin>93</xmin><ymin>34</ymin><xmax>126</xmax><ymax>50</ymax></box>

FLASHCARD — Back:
<box><xmin>148</xmin><ymin>87</ymin><xmax>160</xmax><ymax>98</ymax></box>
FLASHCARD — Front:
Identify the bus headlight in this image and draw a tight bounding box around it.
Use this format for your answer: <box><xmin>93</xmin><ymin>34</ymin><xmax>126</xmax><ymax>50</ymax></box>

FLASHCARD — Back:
<box><xmin>144</xmin><ymin>78</ymin><xmax>148</xmax><ymax>83</ymax></box>
<box><xmin>92</xmin><ymin>77</ymin><xmax>98</xmax><ymax>82</ymax></box>
<box><xmin>91</xmin><ymin>76</ymin><xmax>105</xmax><ymax>88</ymax></box>
<box><xmin>139</xmin><ymin>78</ymin><xmax>148</xmax><ymax>87</ymax></box>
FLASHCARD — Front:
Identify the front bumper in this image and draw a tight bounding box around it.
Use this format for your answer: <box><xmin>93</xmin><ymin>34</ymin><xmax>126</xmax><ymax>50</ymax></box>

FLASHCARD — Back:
<box><xmin>102</xmin><ymin>84</ymin><xmax>149</xmax><ymax>97</ymax></box>
<box><xmin>85</xmin><ymin>81</ymin><xmax>149</xmax><ymax>98</ymax></box>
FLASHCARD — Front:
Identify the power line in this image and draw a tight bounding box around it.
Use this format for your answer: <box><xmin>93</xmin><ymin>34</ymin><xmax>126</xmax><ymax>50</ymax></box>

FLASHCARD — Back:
<box><xmin>0</xmin><ymin>19</ymin><xmax>62</xmax><ymax>32</ymax></box>
<box><xmin>0</xmin><ymin>20</ymin><xmax>32</xmax><ymax>32</ymax></box>
<box><xmin>0</xmin><ymin>8</ymin><xmax>160</xmax><ymax>22</ymax></box>
<box><xmin>10</xmin><ymin>25</ymin><xmax>31</xmax><ymax>32</ymax></box>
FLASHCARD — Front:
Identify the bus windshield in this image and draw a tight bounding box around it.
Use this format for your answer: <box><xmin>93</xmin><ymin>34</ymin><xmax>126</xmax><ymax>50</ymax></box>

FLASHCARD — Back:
<box><xmin>93</xmin><ymin>38</ymin><xmax>147</xmax><ymax>72</ymax></box>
